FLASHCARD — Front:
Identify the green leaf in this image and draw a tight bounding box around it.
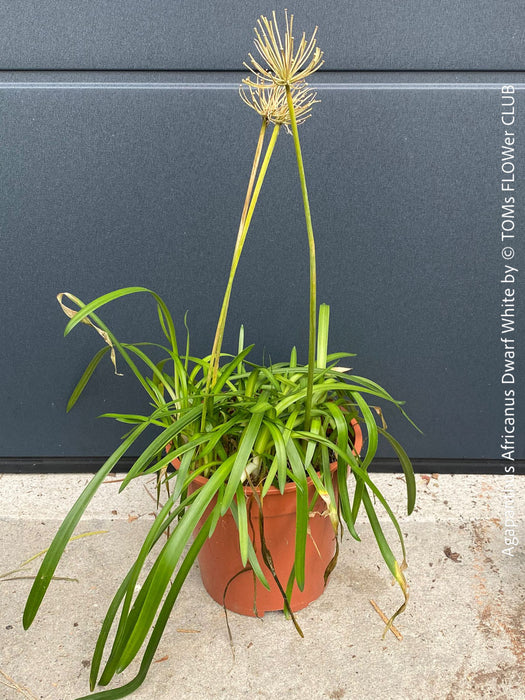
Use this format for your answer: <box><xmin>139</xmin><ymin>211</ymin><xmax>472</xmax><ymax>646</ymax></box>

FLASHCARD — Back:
<box><xmin>324</xmin><ymin>402</ymin><xmax>355</xmax><ymax>535</ymax></box>
<box><xmin>304</xmin><ymin>416</ymin><xmax>321</xmax><ymax>469</ymax></box>
<box><xmin>361</xmin><ymin>486</ymin><xmax>408</xmax><ymax>633</ymax></box>
<box><xmin>66</xmin><ymin>346</ymin><xmax>111</xmax><ymax>412</ymax></box>
<box><xmin>155</xmin><ymin>299</ymin><xmax>179</xmax><ymax>357</ymax></box>
<box><xmin>79</xmin><ymin>511</ymin><xmax>215</xmax><ymax>700</ymax></box>
<box><xmin>349</xmin><ymin>374</ymin><xmax>422</xmax><ymax>433</ymax></box>
<box><xmin>121</xmin><ymin>344</ymin><xmax>177</xmax><ymax>403</ymax></box>
<box><xmin>114</xmin><ymin>463</ymin><xmax>230</xmax><ymax>673</ymax></box>
<box><xmin>212</xmin><ymin>346</ymin><xmax>254</xmax><ymax>394</ymax></box>
<box><xmin>208</xmin><ymin>483</ymin><xmax>225</xmax><ymax>538</ymax></box>
<box><xmin>361</xmin><ymin>486</ymin><xmax>403</xmax><ymax>579</ymax></box>
<box><xmin>351</xmin><ymin>392</ymin><xmax>378</xmax><ymax>471</ymax></box>
<box><xmin>90</xmin><ymin>569</ymin><xmax>133</xmax><ymax>690</ymax></box>
<box><xmin>284</xmin><ymin>439</ymin><xmax>308</xmax><ymax>591</ymax></box>
<box><xmin>261</xmin><ymin>418</ymin><xmax>288</xmax><ymax>496</ymax></box>
<box><xmin>171</xmin><ymin>447</ymin><xmax>195</xmax><ymax>502</ymax></box>
<box><xmin>62</xmin><ymin>288</ymin><xmax>150</xmax><ymax>336</ymax></box>
<box><xmin>236</xmin><ymin>482</ymin><xmax>249</xmax><ymax>566</ymax></box>
<box><xmin>319</xmin><ymin>443</ymin><xmax>347</xmax><ymax>538</ymax></box>
<box><xmin>23</xmin><ymin>420</ymin><xmax>150</xmax><ymax>630</ymax></box>
<box><xmin>316</xmin><ymin>304</ymin><xmax>330</xmax><ymax>370</ymax></box>
<box><xmin>91</xmin><ymin>492</ymin><xmax>187</xmax><ymax>688</ymax></box>
<box><xmin>119</xmin><ymin>405</ymin><xmax>204</xmax><ymax>489</ymax></box>
<box><xmin>229</xmin><ymin>497</ymin><xmax>270</xmax><ymax>590</ymax></box>
<box><xmin>292</xmin><ymin>429</ymin><xmax>404</xmax><ymax>556</ymax></box>
<box><xmin>222</xmin><ymin>392</ymin><xmax>268</xmax><ymax>513</ymax></box>
<box><xmin>325</xmin><ymin>351</ymin><xmax>356</xmax><ymax>362</ymax></box>
<box><xmin>378</xmin><ymin>427</ymin><xmax>417</xmax><ymax>514</ymax></box>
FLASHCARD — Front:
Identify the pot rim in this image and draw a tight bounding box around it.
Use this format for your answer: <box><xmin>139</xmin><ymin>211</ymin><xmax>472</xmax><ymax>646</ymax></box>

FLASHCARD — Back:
<box><xmin>183</xmin><ymin>419</ymin><xmax>363</xmax><ymax>496</ymax></box>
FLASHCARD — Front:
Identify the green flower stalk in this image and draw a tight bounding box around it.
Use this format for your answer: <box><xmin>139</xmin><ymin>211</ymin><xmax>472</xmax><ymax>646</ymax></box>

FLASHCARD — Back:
<box><xmin>207</xmin><ymin>72</ymin><xmax>318</xmax><ymax>393</ymax></box>
<box><xmin>244</xmin><ymin>11</ymin><xmax>324</xmax><ymax>430</ymax></box>
<box><xmin>207</xmin><ymin>117</ymin><xmax>270</xmax><ymax>390</ymax></box>
<box><xmin>286</xmin><ymin>84</ymin><xmax>317</xmax><ymax>429</ymax></box>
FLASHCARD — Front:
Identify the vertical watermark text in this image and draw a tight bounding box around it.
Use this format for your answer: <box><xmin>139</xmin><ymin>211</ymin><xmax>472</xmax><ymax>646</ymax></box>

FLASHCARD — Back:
<box><xmin>499</xmin><ymin>86</ymin><xmax>519</xmax><ymax>557</ymax></box>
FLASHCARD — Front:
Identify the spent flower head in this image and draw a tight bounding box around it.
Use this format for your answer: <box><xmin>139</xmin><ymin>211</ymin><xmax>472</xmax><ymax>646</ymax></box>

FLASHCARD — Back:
<box><xmin>244</xmin><ymin>10</ymin><xmax>324</xmax><ymax>88</ymax></box>
<box><xmin>240</xmin><ymin>77</ymin><xmax>318</xmax><ymax>129</ymax></box>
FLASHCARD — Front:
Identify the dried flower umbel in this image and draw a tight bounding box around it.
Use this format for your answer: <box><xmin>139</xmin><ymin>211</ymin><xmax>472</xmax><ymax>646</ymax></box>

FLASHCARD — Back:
<box><xmin>244</xmin><ymin>10</ymin><xmax>324</xmax><ymax>87</ymax></box>
<box><xmin>239</xmin><ymin>77</ymin><xmax>318</xmax><ymax>128</ymax></box>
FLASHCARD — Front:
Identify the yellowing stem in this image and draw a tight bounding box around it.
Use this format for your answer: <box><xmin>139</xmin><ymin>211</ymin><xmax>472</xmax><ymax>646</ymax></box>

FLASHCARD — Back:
<box><xmin>208</xmin><ymin>122</ymin><xmax>280</xmax><ymax>387</ymax></box>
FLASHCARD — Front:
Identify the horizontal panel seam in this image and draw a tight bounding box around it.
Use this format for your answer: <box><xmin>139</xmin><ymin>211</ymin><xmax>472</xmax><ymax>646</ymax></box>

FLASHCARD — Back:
<box><xmin>1</xmin><ymin>68</ymin><xmax>525</xmax><ymax>74</ymax></box>
<box><xmin>0</xmin><ymin>81</ymin><xmax>524</xmax><ymax>90</ymax></box>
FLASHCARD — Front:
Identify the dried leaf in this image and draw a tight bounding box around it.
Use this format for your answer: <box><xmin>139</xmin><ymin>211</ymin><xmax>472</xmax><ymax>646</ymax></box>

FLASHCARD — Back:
<box><xmin>176</xmin><ymin>628</ymin><xmax>201</xmax><ymax>634</ymax></box>
<box><xmin>369</xmin><ymin>600</ymin><xmax>403</xmax><ymax>640</ymax></box>
<box><xmin>57</xmin><ymin>292</ymin><xmax>123</xmax><ymax>375</ymax></box>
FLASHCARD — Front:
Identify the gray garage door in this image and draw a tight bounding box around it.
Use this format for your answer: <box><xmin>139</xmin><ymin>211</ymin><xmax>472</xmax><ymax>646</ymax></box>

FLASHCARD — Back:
<box><xmin>1</xmin><ymin>1</ymin><xmax>523</xmax><ymax>472</ymax></box>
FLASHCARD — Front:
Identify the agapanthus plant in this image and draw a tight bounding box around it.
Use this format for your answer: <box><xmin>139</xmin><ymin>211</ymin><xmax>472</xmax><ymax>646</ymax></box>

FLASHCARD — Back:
<box><xmin>23</xmin><ymin>12</ymin><xmax>417</xmax><ymax>700</ymax></box>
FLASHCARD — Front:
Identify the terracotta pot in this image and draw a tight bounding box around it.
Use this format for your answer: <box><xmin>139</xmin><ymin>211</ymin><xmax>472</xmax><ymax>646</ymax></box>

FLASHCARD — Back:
<box><xmin>187</xmin><ymin>421</ymin><xmax>363</xmax><ymax>617</ymax></box>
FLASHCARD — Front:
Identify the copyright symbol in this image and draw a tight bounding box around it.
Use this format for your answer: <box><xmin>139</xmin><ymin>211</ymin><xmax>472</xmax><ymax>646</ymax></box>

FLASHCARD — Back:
<box><xmin>502</xmin><ymin>247</ymin><xmax>515</xmax><ymax>260</ymax></box>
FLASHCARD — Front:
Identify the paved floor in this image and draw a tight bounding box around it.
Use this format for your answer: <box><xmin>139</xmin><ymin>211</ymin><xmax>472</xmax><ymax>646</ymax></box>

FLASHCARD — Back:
<box><xmin>0</xmin><ymin>472</ymin><xmax>524</xmax><ymax>700</ymax></box>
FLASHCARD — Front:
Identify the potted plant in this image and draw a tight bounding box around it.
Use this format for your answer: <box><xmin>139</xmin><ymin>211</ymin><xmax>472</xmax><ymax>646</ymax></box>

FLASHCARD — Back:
<box><xmin>23</xmin><ymin>11</ymin><xmax>418</xmax><ymax>699</ymax></box>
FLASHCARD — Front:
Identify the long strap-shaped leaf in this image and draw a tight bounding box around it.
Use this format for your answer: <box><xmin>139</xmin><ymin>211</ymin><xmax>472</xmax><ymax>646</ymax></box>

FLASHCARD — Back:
<box><xmin>228</xmin><ymin>497</ymin><xmax>270</xmax><ymax>590</ymax></box>
<box><xmin>23</xmin><ymin>420</ymin><xmax>150</xmax><ymax>629</ymax></box>
<box><xmin>361</xmin><ymin>486</ymin><xmax>408</xmax><ymax>635</ymax></box>
<box><xmin>66</xmin><ymin>346</ymin><xmax>111</xmax><ymax>412</ymax></box>
<box><xmin>119</xmin><ymin>404</ymin><xmax>204</xmax><ymax>490</ymax></box>
<box><xmin>284</xmin><ymin>438</ymin><xmax>308</xmax><ymax>591</ymax></box>
<box><xmin>221</xmin><ymin>391</ymin><xmax>269</xmax><ymax>513</ymax></box>
<box><xmin>211</xmin><ymin>345</ymin><xmax>254</xmax><ymax>393</ymax></box>
<box><xmin>324</xmin><ymin>402</ymin><xmax>360</xmax><ymax>540</ymax></box>
<box><xmin>348</xmin><ymin>392</ymin><xmax>379</xmax><ymax>522</ymax></box>
<box><xmin>114</xmin><ymin>461</ymin><xmax>231</xmax><ymax>673</ymax></box>
<box><xmin>291</xmin><ymin>429</ymin><xmax>407</xmax><ymax>562</ymax></box>
<box><xmin>351</xmin><ymin>392</ymin><xmax>378</xmax><ymax>470</ymax></box>
<box><xmin>261</xmin><ymin>418</ymin><xmax>288</xmax><ymax>496</ymax></box>
<box><xmin>236</xmin><ymin>481</ymin><xmax>249</xmax><ymax>566</ymax></box>
<box><xmin>348</xmin><ymin>374</ymin><xmax>421</xmax><ymax>432</ymax></box>
<box><xmin>274</xmin><ymin>381</ymin><xmax>392</xmax><ymax>416</ymax></box>
<box><xmin>62</xmin><ymin>287</ymin><xmax>178</xmax><ymax>354</ymax></box>
<box><xmin>77</xmin><ymin>511</ymin><xmax>215</xmax><ymax>700</ymax></box>
<box><xmin>378</xmin><ymin>427</ymin><xmax>416</xmax><ymax>514</ymax></box>
<box><xmin>60</xmin><ymin>290</ymin><xmax>180</xmax><ymax>405</ymax></box>
<box><xmin>91</xmin><ymin>492</ymin><xmax>194</xmax><ymax>688</ymax></box>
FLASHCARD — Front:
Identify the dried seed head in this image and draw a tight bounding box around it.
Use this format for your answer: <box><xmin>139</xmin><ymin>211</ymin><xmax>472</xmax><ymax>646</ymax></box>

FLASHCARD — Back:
<box><xmin>239</xmin><ymin>77</ymin><xmax>319</xmax><ymax>128</ymax></box>
<box><xmin>244</xmin><ymin>10</ymin><xmax>324</xmax><ymax>88</ymax></box>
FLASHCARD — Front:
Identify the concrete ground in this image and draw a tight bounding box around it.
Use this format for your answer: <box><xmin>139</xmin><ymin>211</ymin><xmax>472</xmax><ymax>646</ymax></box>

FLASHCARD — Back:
<box><xmin>0</xmin><ymin>472</ymin><xmax>523</xmax><ymax>700</ymax></box>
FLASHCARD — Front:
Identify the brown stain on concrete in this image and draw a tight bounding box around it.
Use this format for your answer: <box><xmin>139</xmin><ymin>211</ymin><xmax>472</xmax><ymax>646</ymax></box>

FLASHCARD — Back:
<box><xmin>446</xmin><ymin>497</ymin><xmax>525</xmax><ymax>699</ymax></box>
<box><xmin>446</xmin><ymin>663</ymin><xmax>521</xmax><ymax>700</ymax></box>
<box><xmin>501</xmin><ymin>602</ymin><xmax>525</xmax><ymax>670</ymax></box>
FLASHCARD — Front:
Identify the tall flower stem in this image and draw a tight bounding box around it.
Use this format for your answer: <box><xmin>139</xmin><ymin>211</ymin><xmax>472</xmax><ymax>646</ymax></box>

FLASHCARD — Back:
<box><xmin>201</xmin><ymin>120</ymin><xmax>281</xmax><ymax>433</ymax></box>
<box><xmin>209</xmin><ymin>121</ymin><xmax>280</xmax><ymax>386</ymax></box>
<box><xmin>285</xmin><ymin>84</ymin><xmax>316</xmax><ymax>431</ymax></box>
<box><xmin>207</xmin><ymin>119</ymin><xmax>267</xmax><ymax>387</ymax></box>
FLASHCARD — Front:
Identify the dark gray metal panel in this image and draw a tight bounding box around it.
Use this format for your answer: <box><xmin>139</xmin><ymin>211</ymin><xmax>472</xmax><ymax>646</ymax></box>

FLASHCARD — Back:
<box><xmin>1</xmin><ymin>74</ymin><xmax>523</xmax><ymax>460</ymax></box>
<box><xmin>0</xmin><ymin>1</ymin><xmax>524</xmax><ymax>71</ymax></box>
